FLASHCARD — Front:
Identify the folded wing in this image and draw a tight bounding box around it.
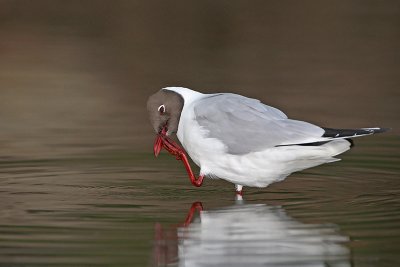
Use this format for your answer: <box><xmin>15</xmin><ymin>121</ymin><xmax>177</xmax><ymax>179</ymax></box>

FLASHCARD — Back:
<box><xmin>193</xmin><ymin>94</ymin><xmax>327</xmax><ymax>155</ymax></box>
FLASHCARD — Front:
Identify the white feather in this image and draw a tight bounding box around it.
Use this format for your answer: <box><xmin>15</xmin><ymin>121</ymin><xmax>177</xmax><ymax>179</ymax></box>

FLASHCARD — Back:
<box><xmin>165</xmin><ymin>87</ymin><xmax>351</xmax><ymax>188</ymax></box>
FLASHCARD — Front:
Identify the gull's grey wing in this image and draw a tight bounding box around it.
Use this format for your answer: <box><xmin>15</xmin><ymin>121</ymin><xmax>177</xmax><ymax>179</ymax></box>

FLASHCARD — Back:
<box><xmin>193</xmin><ymin>94</ymin><xmax>326</xmax><ymax>154</ymax></box>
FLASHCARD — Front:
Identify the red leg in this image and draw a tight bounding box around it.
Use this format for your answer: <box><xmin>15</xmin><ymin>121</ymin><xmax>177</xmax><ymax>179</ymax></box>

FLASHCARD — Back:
<box><xmin>159</xmin><ymin>134</ymin><xmax>205</xmax><ymax>187</ymax></box>
<box><xmin>183</xmin><ymin>202</ymin><xmax>203</xmax><ymax>227</ymax></box>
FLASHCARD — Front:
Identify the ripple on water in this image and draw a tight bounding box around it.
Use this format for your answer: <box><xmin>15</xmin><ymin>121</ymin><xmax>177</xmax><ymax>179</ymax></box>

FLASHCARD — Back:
<box><xmin>0</xmin><ymin>138</ymin><xmax>399</xmax><ymax>266</ymax></box>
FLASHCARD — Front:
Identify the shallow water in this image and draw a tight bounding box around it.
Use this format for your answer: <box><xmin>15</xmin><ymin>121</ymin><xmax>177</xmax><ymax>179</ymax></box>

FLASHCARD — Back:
<box><xmin>1</xmin><ymin>1</ymin><xmax>400</xmax><ymax>266</ymax></box>
<box><xmin>1</xmin><ymin>137</ymin><xmax>399</xmax><ymax>266</ymax></box>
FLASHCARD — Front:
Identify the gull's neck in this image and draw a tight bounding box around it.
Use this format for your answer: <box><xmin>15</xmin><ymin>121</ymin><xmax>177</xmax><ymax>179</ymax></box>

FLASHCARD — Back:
<box><xmin>162</xmin><ymin>87</ymin><xmax>204</xmax><ymax>146</ymax></box>
<box><xmin>162</xmin><ymin>87</ymin><xmax>204</xmax><ymax>107</ymax></box>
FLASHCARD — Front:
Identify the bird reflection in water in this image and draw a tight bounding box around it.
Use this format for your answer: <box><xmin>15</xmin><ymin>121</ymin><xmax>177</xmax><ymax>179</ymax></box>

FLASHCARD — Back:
<box><xmin>153</xmin><ymin>201</ymin><xmax>350</xmax><ymax>267</ymax></box>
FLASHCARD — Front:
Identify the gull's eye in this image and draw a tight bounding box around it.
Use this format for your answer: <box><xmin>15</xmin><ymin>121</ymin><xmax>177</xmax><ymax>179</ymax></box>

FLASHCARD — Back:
<box><xmin>158</xmin><ymin>104</ymin><xmax>166</xmax><ymax>114</ymax></box>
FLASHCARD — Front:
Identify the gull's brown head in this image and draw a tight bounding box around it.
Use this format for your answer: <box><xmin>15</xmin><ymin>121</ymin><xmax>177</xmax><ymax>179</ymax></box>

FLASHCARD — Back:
<box><xmin>147</xmin><ymin>89</ymin><xmax>184</xmax><ymax>136</ymax></box>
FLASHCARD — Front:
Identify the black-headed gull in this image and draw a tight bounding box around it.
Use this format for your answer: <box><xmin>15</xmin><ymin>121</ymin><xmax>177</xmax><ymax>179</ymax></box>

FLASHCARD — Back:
<box><xmin>147</xmin><ymin>87</ymin><xmax>388</xmax><ymax>194</ymax></box>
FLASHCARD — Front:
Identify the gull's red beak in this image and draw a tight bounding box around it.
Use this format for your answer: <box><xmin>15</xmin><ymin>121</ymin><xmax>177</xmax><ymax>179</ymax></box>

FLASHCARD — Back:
<box><xmin>153</xmin><ymin>126</ymin><xmax>167</xmax><ymax>157</ymax></box>
<box><xmin>154</xmin><ymin>135</ymin><xmax>163</xmax><ymax>157</ymax></box>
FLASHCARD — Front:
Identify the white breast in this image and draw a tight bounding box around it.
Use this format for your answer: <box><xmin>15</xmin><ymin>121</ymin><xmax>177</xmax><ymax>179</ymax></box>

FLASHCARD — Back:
<box><xmin>177</xmin><ymin>100</ymin><xmax>226</xmax><ymax>167</ymax></box>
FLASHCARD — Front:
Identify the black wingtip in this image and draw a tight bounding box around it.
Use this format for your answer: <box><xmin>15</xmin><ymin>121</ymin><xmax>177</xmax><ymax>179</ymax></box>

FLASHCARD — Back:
<box><xmin>322</xmin><ymin>127</ymin><xmax>391</xmax><ymax>138</ymax></box>
<box><xmin>370</xmin><ymin>127</ymin><xmax>391</xmax><ymax>134</ymax></box>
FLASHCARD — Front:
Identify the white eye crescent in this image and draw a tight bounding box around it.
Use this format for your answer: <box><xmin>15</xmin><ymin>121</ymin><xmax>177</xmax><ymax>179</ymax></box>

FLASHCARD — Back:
<box><xmin>158</xmin><ymin>104</ymin><xmax>166</xmax><ymax>114</ymax></box>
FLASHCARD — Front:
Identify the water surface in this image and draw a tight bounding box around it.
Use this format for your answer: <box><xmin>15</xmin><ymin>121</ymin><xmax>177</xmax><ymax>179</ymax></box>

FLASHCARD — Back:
<box><xmin>1</xmin><ymin>137</ymin><xmax>399</xmax><ymax>266</ymax></box>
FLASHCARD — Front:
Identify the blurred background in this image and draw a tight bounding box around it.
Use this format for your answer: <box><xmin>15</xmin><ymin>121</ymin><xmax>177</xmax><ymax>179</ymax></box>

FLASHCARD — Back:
<box><xmin>1</xmin><ymin>0</ymin><xmax>399</xmax><ymax>160</ymax></box>
<box><xmin>1</xmin><ymin>1</ymin><xmax>400</xmax><ymax>266</ymax></box>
